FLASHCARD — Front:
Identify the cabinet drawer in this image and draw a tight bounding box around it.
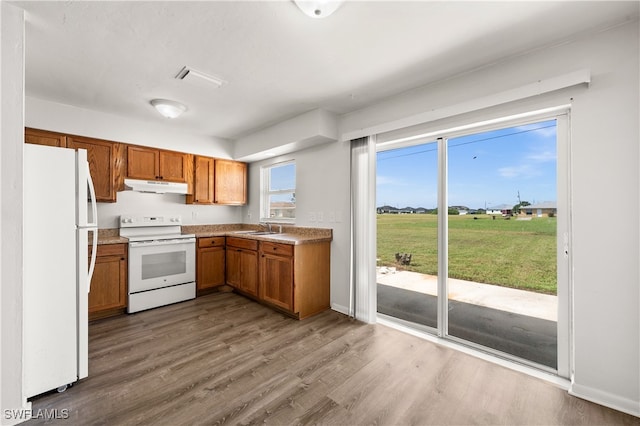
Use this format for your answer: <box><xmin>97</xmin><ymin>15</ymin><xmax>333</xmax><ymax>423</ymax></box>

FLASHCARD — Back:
<box><xmin>226</xmin><ymin>237</ymin><xmax>258</xmax><ymax>251</ymax></box>
<box><xmin>198</xmin><ymin>236</ymin><xmax>225</xmax><ymax>248</ymax></box>
<box><xmin>90</xmin><ymin>243</ymin><xmax>127</xmax><ymax>258</ymax></box>
<box><xmin>260</xmin><ymin>241</ymin><xmax>293</xmax><ymax>257</ymax></box>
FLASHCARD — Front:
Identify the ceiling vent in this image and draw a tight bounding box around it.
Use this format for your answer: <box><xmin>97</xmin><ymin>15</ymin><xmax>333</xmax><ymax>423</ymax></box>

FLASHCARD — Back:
<box><xmin>175</xmin><ymin>66</ymin><xmax>226</xmax><ymax>88</ymax></box>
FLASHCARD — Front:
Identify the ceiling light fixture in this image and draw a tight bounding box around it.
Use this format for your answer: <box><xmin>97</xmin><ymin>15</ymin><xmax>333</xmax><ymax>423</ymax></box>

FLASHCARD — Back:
<box><xmin>293</xmin><ymin>0</ymin><xmax>344</xmax><ymax>18</ymax></box>
<box><xmin>150</xmin><ymin>99</ymin><xmax>187</xmax><ymax>119</ymax></box>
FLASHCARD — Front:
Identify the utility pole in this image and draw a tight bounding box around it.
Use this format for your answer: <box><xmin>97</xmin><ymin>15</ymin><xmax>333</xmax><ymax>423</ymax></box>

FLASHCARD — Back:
<box><xmin>517</xmin><ymin>190</ymin><xmax>521</xmax><ymax>205</ymax></box>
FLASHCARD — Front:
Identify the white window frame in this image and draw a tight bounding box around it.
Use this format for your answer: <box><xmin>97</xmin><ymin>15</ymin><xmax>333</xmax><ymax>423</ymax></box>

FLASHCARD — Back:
<box><xmin>260</xmin><ymin>160</ymin><xmax>296</xmax><ymax>223</ymax></box>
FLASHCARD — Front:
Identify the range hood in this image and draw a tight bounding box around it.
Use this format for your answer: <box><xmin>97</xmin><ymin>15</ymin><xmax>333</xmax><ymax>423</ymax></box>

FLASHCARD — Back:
<box><xmin>124</xmin><ymin>179</ymin><xmax>188</xmax><ymax>194</ymax></box>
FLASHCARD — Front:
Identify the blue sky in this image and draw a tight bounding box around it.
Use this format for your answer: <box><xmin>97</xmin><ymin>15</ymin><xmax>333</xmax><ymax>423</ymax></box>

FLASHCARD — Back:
<box><xmin>376</xmin><ymin>120</ymin><xmax>557</xmax><ymax>209</ymax></box>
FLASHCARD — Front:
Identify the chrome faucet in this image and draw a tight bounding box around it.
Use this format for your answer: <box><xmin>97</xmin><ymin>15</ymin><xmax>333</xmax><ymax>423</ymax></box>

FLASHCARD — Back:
<box><xmin>260</xmin><ymin>222</ymin><xmax>272</xmax><ymax>232</ymax></box>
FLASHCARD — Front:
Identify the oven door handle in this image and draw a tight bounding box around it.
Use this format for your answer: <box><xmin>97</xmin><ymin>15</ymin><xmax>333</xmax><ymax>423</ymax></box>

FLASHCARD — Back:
<box><xmin>129</xmin><ymin>237</ymin><xmax>196</xmax><ymax>248</ymax></box>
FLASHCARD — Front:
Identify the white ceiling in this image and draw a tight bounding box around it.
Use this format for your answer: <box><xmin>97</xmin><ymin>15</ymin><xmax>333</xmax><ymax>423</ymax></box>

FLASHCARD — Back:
<box><xmin>12</xmin><ymin>1</ymin><xmax>640</xmax><ymax>141</ymax></box>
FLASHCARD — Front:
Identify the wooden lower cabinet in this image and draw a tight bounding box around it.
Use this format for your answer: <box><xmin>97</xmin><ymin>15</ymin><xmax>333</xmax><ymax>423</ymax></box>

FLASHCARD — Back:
<box><xmin>260</xmin><ymin>243</ymin><xmax>294</xmax><ymax>311</ymax></box>
<box><xmin>225</xmin><ymin>237</ymin><xmax>258</xmax><ymax>297</ymax></box>
<box><xmin>259</xmin><ymin>241</ymin><xmax>330</xmax><ymax>319</ymax></box>
<box><xmin>196</xmin><ymin>237</ymin><xmax>226</xmax><ymax>294</ymax></box>
<box><xmin>88</xmin><ymin>243</ymin><xmax>127</xmax><ymax>321</ymax></box>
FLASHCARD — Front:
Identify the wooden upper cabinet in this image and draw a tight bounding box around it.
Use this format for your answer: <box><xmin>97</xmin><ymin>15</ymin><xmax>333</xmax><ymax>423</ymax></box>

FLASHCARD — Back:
<box><xmin>126</xmin><ymin>146</ymin><xmax>160</xmax><ymax>180</ymax></box>
<box><xmin>214</xmin><ymin>159</ymin><xmax>247</xmax><ymax>205</ymax></box>
<box><xmin>159</xmin><ymin>150</ymin><xmax>189</xmax><ymax>182</ymax></box>
<box><xmin>25</xmin><ymin>128</ymin><xmax>67</xmax><ymax>148</ymax></box>
<box><xmin>187</xmin><ymin>156</ymin><xmax>215</xmax><ymax>204</ymax></box>
<box><xmin>127</xmin><ymin>146</ymin><xmax>189</xmax><ymax>183</ymax></box>
<box><xmin>67</xmin><ymin>136</ymin><xmax>120</xmax><ymax>202</ymax></box>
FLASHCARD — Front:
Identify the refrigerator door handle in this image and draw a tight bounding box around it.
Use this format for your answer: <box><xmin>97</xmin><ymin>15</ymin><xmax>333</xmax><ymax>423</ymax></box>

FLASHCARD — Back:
<box><xmin>86</xmin><ymin>163</ymin><xmax>98</xmax><ymax>228</ymax></box>
<box><xmin>76</xmin><ymin>149</ymin><xmax>98</xmax><ymax>228</ymax></box>
<box><xmin>88</xmin><ymin>228</ymin><xmax>98</xmax><ymax>291</ymax></box>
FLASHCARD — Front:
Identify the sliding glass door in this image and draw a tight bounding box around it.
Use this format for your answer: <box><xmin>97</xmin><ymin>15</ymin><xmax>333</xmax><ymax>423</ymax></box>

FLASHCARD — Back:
<box><xmin>376</xmin><ymin>141</ymin><xmax>439</xmax><ymax>330</ymax></box>
<box><xmin>376</xmin><ymin>113</ymin><xmax>568</xmax><ymax>373</ymax></box>
<box><xmin>445</xmin><ymin>121</ymin><xmax>559</xmax><ymax>368</ymax></box>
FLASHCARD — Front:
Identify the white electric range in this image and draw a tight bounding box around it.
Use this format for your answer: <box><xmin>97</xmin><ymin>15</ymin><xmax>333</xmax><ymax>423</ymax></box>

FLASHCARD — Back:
<box><xmin>119</xmin><ymin>215</ymin><xmax>196</xmax><ymax>313</ymax></box>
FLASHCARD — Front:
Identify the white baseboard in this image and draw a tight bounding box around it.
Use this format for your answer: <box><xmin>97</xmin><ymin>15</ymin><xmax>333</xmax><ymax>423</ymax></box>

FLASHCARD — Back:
<box><xmin>331</xmin><ymin>303</ymin><xmax>350</xmax><ymax>316</ymax></box>
<box><xmin>570</xmin><ymin>382</ymin><xmax>640</xmax><ymax>418</ymax></box>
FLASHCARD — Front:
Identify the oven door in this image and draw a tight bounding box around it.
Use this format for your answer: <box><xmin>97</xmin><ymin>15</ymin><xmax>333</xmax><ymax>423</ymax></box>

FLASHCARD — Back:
<box><xmin>128</xmin><ymin>238</ymin><xmax>195</xmax><ymax>293</ymax></box>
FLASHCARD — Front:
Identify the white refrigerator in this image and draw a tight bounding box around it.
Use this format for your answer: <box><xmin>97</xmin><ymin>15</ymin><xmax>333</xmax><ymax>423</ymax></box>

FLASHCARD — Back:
<box><xmin>23</xmin><ymin>144</ymin><xmax>98</xmax><ymax>398</ymax></box>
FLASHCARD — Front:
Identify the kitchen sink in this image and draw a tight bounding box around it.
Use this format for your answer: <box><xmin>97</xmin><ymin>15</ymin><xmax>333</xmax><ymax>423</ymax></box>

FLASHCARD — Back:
<box><xmin>233</xmin><ymin>230</ymin><xmax>278</xmax><ymax>235</ymax></box>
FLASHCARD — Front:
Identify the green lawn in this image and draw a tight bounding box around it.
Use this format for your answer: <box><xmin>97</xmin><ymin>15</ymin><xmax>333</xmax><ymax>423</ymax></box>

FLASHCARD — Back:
<box><xmin>377</xmin><ymin>214</ymin><xmax>557</xmax><ymax>294</ymax></box>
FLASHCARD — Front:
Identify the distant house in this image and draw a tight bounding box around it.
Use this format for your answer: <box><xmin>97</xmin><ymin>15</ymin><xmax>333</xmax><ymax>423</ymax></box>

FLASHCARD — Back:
<box><xmin>521</xmin><ymin>201</ymin><xmax>557</xmax><ymax>217</ymax></box>
<box><xmin>486</xmin><ymin>204</ymin><xmax>513</xmax><ymax>216</ymax></box>
<box><xmin>377</xmin><ymin>206</ymin><xmax>433</xmax><ymax>214</ymax></box>
<box><xmin>377</xmin><ymin>205</ymin><xmax>398</xmax><ymax>214</ymax></box>
<box><xmin>269</xmin><ymin>201</ymin><xmax>295</xmax><ymax>219</ymax></box>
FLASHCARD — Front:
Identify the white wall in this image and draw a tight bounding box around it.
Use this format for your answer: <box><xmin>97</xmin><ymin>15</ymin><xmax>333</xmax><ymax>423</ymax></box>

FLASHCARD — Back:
<box><xmin>96</xmin><ymin>191</ymin><xmax>242</xmax><ymax>229</ymax></box>
<box><xmin>26</xmin><ymin>97</ymin><xmax>244</xmax><ymax>229</ymax></box>
<box><xmin>26</xmin><ymin>97</ymin><xmax>234</xmax><ymax>158</ymax></box>
<box><xmin>1</xmin><ymin>3</ymin><xmax>30</xmax><ymax>423</ymax></box>
<box><xmin>339</xmin><ymin>20</ymin><xmax>639</xmax><ymax>416</ymax></box>
<box><xmin>243</xmin><ymin>139</ymin><xmax>352</xmax><ymax>313</ymax></box>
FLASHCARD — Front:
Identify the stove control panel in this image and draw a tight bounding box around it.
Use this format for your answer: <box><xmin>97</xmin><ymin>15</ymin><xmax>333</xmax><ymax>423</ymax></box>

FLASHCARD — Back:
<box><xmin>119</xmin><ymin>215</ymin><xmax>183</xmax><ymax>228</ymax></box>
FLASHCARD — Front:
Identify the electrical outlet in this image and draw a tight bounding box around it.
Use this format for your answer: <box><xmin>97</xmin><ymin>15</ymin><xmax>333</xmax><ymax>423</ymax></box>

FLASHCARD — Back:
<box><xmin>328</xmin><ymin>211</ymin><xmax>336</xmax><ymax>222</ymax></box>
<box><xmin>317</xmin><ymin>211</ymin><xmax>324</xmax><ymax>222</ymax></box>
<box><xmin>309</xmin><ymin>212</ymin><xmax>316</xmax><ymax>222</ymax></box>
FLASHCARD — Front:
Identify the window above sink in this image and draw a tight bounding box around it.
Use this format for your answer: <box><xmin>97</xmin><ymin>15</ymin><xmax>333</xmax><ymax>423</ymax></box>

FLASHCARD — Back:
<box><xmin>260</xmin><ymin>160</ymin><xmax>295</xmax><ymax>223</ymax></box>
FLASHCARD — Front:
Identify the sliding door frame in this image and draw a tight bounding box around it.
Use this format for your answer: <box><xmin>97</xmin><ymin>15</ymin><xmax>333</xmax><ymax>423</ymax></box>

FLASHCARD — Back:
<box><xmin>375</xmin><ymin>105</ymin><xmax>572</xmax><ymax>377</ymax></box>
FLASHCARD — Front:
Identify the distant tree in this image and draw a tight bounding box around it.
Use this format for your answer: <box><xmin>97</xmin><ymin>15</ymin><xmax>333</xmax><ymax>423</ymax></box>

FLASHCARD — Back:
<box><xmin>513</xmin><ymin>200</ymin><xmax>531</xmax><ymax>214</ymax></box>
<box><xmin>429</xmin><ymin>208</ymin><xmax>462</xmax><ymax>215</ymax></box>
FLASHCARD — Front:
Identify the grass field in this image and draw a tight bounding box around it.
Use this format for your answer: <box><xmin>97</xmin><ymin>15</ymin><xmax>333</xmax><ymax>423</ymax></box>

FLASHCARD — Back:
<box><xmin>377</xmin><ymin>214</ymin><xmax>557</xmax><ymax>294</ymax></box>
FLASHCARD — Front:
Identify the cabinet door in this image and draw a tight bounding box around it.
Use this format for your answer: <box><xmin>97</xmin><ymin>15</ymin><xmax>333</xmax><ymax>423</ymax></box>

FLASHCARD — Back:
<box><xmin>226</xmin><ymin>248</ymin><xmax>258</xmax><ymax>296</ymax></box>
<box><xmin>225</xmin><ymin>248</ymin><xmax>242</xmax><ymax>289</ymax></box>
<box><xmin>215</xmin><ymin>159</ymin><xmax>247</xmax><ymax>205</ymax></box>
<box><xmin>238</xmin><ymin>250</ymin><xmax>258</xmax><ymax>297</ymax></box>
<box><xmin>89</xmin><ymin>247</ymin><xmax>127</xmax><ymax>320</ymax></box>
<box><xmin>25</xmin><ymin>128</ymin><xmax>67</xmax><ymax>147</ymax></box>
<box><xmin>67</xmin><ymin>136</ymin><xmax>117</xmax><ymax>202</ymax></box>
<box><xmin>197</xmin><ymin>246</ymin><xmax>225</xmax><ymax>291</ymax></box>
<box><xmin>127</xmin><ymin>146</ymin><xmax>159</xmax><ymax>180</ymax></box>
<box><xmin>159</xmin><ymin>150</ymin><xmax>189</xmax><ymax>183</ymax></box>
<box><xmin>260</xmin><ymin>253</ymin><xmax>294</xmax><ymax>311</ymax></box>
<box><xmin>192</xmin><ymin>156</ymin><xmax>214</xmax><ymax>204</ymax></box>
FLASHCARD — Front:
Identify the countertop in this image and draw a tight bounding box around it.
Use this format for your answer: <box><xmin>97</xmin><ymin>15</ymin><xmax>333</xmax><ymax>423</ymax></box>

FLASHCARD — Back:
<box><xmin>92</xmin><ymin>225</ymin><xmax>332</xmax><ymax>246</ymax></box>
<box><xmin>184</xmin><ymin>224</ymin><xmax>332</xmax><ymax>245</ymax></box>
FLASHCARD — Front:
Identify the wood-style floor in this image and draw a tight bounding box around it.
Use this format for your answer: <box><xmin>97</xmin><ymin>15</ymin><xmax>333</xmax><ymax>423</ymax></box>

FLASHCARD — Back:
<box><xmin>27</xmin><ymin>292</ymin><xmax>638</xmax><ymax>425</ymax></box>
